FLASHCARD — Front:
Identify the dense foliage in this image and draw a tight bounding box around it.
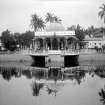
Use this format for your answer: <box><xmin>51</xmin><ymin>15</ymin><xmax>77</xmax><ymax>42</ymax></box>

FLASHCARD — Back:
<box><xmin>1</xmin><ymin>30</ymin><xmax>34</xmax><ymax>51</ymax></box>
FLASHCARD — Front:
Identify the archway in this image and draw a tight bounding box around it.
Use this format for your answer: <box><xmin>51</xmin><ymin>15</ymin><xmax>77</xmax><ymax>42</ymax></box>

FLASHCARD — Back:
<box><xmin>60</xmin><ymin>37</ymin><xmax>65</xmax><ymax>50</ymax></box>
<box><xmin>45</xmin><ymin>38</ymin><xmax>51</xmax><ymax>50</ymax></box>
<box><xmin>52</xmin><ymin>38</ymin><xmax>58</xmax><ymax>50</ymax></box>
<box><xmin>67</xmin><ymin>37</ymin><xmax>77</xmax><ymax>50</ymax></box>
<box><xmin>36</xmin><ymin>38</ymin><xmax>43</xmax><ymax>50</ymax></box>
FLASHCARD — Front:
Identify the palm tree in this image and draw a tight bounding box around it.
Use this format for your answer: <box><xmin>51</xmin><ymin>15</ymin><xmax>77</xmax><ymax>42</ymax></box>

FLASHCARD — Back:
<box><xmin>45</xmin><ymin>13</ymin><xmax>54</xmax><ymax>23</ymax></box>
<box><xmin>99</xmin><ymin>4</ymin><xmax>105</xmax><ymax>25</ymax></box>
<box><xmin>99</xmin><ymin>4</ymin><xmax>105</xmax><ymax>24</ymax></box>
<box><xmin>53</xmin><ymin>16</ymin><xmax>62</xmax><ymax>23</ymax></box>
<box><xmin>30</xmin><ymin>14</ymin><xmax>45</xmax><ymax>31</ymax></box>
<box><xmin>45</xmin><ymin>12</ymin><xmax>62</xmax><ymax>23</ymax></box>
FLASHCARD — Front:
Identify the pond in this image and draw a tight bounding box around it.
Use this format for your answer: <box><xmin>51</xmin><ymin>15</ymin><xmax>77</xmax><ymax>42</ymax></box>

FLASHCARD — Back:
<box><xmin>0</xmin><ymin>61</ymin><xmax>105</xmax><ymax>105</ymax></box>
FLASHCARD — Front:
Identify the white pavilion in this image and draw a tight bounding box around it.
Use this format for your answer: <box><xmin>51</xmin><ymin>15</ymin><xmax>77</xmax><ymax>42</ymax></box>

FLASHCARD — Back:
<box><xmin>30</xmin><ymin>22</ymin><xmax>79</xmax><ymax>55</ymax></box>
<box><xmin>28</xmin><ymin>22</ymin><xmax>80</xmax><ymax>67</ymax></box>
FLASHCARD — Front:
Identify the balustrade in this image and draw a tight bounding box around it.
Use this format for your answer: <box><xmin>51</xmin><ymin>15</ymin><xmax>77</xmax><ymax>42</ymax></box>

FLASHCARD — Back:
<box><xmin>29</xmin><ymin>36</ymin><xmax>80</xmax><ymax>56</ymax></box>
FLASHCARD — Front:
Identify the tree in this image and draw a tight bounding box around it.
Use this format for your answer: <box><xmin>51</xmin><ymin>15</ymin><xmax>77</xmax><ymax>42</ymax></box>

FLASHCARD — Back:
<box><xmin>68</xmin><ymin>24</ymin><xmax>85</xmax><ymax>49</ymax></box>
<box><xmin>85</xmin><ymin>25</ymin><xmax>95</xmax><ymax>35</ymax></box>
<box><xmin>75</xmin><ymin>24</ymin><xmax>85</xmax><ymax>49</ymax></box>
<box><xmin>21</xmin><ymin>31</ymin><xmax>34</xmax><ymax>48</ymax></box>
<box><xmin>67</xmin><ymin>25</ymin><xmax>76</xmax><ymax>31</ymax></box>
<box><xmin>14</xmin><ymin>32</ymin><xmax>21</xmax><ymax>47</ymax></box>
<box><xmin>14</xmin><ymin>31</ymin><xmax>34</xmax><ymax>49</ymax></box>
<box><xmin>67</xmin><ymin>24</ymin><xmax>85</xmax><ymax>41</ymax></box>
<box><xmin>30</xmin><ymin>14</ymin><xmax>45</xmax><ymax>31</ymax></box>
<box><xmin>99</xmin><ymin>4</ymin><xmax>105</xmax><ymax>35</ymax></box>
<box><xmin>45</xmin><ymin>12</ymin><xmax>62</xmax><ymax>23</ymax></box>
<box><xmin>45</xmin><ymin>13</ymin><xmax>54</xmax><ymax>23</ymax></box>
<box><xmin>98</xmin><ymin>4</ymin><xmax>105</xmax><ymax>25</ymax></box>
<box><xmin>53</xmin><ymin>16</ymin><xmax>62</xmax><ymax>23</ymax></box>
<box><xmin>1</xmin><ymin>30</ymin><xmax>17</xmax><ymax>51</ymax></box>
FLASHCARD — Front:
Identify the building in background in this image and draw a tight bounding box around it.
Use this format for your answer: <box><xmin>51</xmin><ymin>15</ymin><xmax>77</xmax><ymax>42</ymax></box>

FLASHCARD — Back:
<box><xmin>0</xmin><ymin>39</ymin><xmax>4</xmax><ymax>51</ymax></box>
<box><xmin>84</xmin><ymin>30</ymin><xmax>105</xmax><ymax>49</ymax></box>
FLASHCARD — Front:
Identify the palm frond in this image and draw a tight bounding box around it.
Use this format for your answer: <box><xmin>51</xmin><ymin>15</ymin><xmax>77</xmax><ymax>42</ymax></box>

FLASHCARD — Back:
<box><xmin>30</xmin><ymin>13</ymin><xmax>45</xmax><ymax>31</ymax></box>
<box><xmin>98</xmin><ymin>11</ymin><xmax>104</xmax><ymax>19</ymax></box>
<box><xmin>98</xmin><ymin>4</ymin><xmax>105</xmax><ymax>21</ymax></box>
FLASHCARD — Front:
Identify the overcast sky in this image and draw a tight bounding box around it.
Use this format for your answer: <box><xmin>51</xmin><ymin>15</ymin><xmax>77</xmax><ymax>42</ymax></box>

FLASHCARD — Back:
<box><xmin>0</xmin><ymin>0</ymin><xmax>104</xmax><ymax>34</ymax></box>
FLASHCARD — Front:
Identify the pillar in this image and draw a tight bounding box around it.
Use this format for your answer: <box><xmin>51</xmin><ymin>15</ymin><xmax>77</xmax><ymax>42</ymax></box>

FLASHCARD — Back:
<box><xmin>45</xmin><ymin>39</ymin><xmax>47</xmax><ymax>50</ymax></box>
<box><xmin>61</xmin><ymin>38</ymin><xmax>64</xmax><ymax>50</ymax></box>
<box><xmin>65</xmin><ymin>38</ymin><xmax>68</xmax><ymax>50</ymax></box>
<box><xmin>33</xmin><ymin>40</ymin><xmax>35</xmax><ymax>49</ymax></box>
<box><xmin>32</xmin><ymin>39</ymin><xmax>33</xmax><ymax>49</ymax></box>
<box><xmin>43</xmin><ymin>38</ymin><xmax>45</xmax><ymax>51</ymax></box>
<box><xmin>50</xmin><ymin>38</ymin><xmax>53</xmax><ymax>50</ymax></box>
<box><xmin>76</xmin><ymin>43</ymin><xmax>79</xmax><ymax>50</ymax></box>
<box><xmin>34</xmin><ymin>39</ymin><xmax>36</xmax><ymax>50</ymax></box>
<box><xmin>58</xmin><ymin>38</ymin><xmax>60</xmax><ymax>50</ymax></box>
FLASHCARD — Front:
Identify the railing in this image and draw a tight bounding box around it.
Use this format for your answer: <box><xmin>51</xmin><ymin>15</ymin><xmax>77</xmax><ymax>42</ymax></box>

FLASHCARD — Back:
<box><xmin>61</xmin><ymin>49</ymin><xmax>79</xmax><ymax>55</ymax></box>
<box><xmin>27</xmin><ymin>49</ymin><xmax>48</xmax><ymax>56</ymax></box>
<box><xmin>25</xmin><ymin>49</ymin><xmax>80</xmax><ymax>56</ymax></box>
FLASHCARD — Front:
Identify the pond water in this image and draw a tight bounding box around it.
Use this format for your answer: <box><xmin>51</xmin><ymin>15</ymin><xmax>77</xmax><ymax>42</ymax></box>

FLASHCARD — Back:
<box><xmin>0</xmin><ymin>61</ymin><xmax>105</xmax><ymax>105</ymax></box>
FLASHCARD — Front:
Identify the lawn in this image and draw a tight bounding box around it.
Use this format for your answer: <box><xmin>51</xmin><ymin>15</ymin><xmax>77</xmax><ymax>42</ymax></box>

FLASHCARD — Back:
<box><xmin>0</xmin><ymin>53</ymin><xmax>105</xmax><ymax>64</ymax></box>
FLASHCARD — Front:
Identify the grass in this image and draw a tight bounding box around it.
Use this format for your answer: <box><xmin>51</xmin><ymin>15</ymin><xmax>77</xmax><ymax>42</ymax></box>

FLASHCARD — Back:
<box><xmin>0</xmin><ymin>52</ymin><xmax>105</xmax><ymax>64</ymax></box>
<box><xmin>0</xmin><ymin>53</ymin><xmax>32</xmax><ymax>62</ymax></box>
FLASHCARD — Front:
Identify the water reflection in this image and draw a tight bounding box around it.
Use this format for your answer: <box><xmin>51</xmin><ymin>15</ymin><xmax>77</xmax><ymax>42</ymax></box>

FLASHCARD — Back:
<box><xmin>0</xmin><ymin>67</ymin><xmax>21</xmax><ymax>81</ymax></box>
<box><xmin>0</xmin><ymin>65</ymin><xmax>87</xmax><ymax>97</ymax></box>
<box><xmin>94</xmin><ymin>67</ymin><xmax>105</xmax><ymax>78</ymax></box>
<box><xmin>31</xmin><ymin>61</ymin><xmax>46</xmax><ymax>68</ymax></box>
<box><xmin>0</xmin><ymin>63</ymin><xmax>105</xmax><ymax>105</ymax></box>
<box><xmin>1</xmin><ymin>65</ymin><xmax>105</xmax><ymax>82</ymax></box>
<box><xmin>99</xmin><ymin>85</ymin><xmax>105</xmax><ymax>105</ymax></box>
<box><xmin>0</xmin><ymin>66</ymin><xmax>86</xmax><ymax>83</ymax></box>
<box><xmin>31</xmin><ymin>81</ymin><xmax>44</xmax><ymax>96</ymax></box>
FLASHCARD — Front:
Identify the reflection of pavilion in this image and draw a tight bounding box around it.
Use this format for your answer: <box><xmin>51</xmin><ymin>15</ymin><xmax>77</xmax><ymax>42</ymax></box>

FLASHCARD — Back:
<box><xmin>28</xmin><ymin>22</ymin><xmax>80</xmax><ymax>67</ymax></box>
<box><xmin>0</xmin><ymin>66</ymin><xmax>86</xmax><ymax>96</ymax></box>
<box><xmin>30</xmin><ymin>67</ymin><xmax>86</xmax><ymax>96</ymax></box>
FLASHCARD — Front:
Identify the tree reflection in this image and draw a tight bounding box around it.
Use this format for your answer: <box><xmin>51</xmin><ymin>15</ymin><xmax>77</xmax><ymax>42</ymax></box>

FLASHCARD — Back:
<box><xmin>2</xmin><ymin>70</ymin><xmax>11</xmax><ymax>81</ymax></box>
<box><xmin>33</xmin><ymin>70</ymin><xmax>45</xmax><ymax>80</ymax></box>
<box><xmin>31</xmin><ymin>81</ymin><xmax>44</xmax><ymax>96</ymax></box>
<box><xmin>99</xmin><ymin>85</ymin><xmax>105</xmax><ymax>105</ymax></box>
<box><xmin>63</xmin><ymin>70</ymin><xmax>86</xmax><ymax>84</ymax></box>
<box><xmin>46</xmin><ymin>82</ymin><xmax>64</xmax><ymax>96</ymax></box>
<box><xmin>48</xmin><ymin>68</ymin><xmax>62</xmax><ymax>81</ymax></box>
<box><xmin>74</xmin><ymin>71</ymin><xmax>86</xmax><ymax>84</ymax></box>
<box><xmin>0</xmin><ymin>66</ymin><xmax>89</xmax><ymax>97</ymax></box>
<box><xmin>0</xmin><ymin>66</ymin><xmax>86</xmax><ymax>85</ymax></box>
<box><xmin>94</xmin><ymin>66</ymin><xmax>105</xmax><ymax>78</ymax></box>
<box><xmin>0</xmin><ymin>66</ymin><xmax>21</xmax><ymax>81</ymax></box>
<box><xmin>22</xmin><ymin>70</ymin><xmax>32</xmax><ymax>79</ymax></box>
<box><xmin>46</xmin><ymin>85</ymin><xmax>58</xmax><ymax>96</ymax></box>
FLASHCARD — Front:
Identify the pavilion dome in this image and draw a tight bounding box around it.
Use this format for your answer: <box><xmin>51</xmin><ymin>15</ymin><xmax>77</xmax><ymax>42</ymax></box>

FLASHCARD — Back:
<box><xmin>45</xmin><ymin>22</ymin><xmax>65</xmax><ymax>32</ymax></box>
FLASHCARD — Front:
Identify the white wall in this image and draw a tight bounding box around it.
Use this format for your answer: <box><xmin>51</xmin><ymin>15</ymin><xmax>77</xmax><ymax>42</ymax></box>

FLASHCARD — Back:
<box><xmin>87</xmin><ymin>40</ymin><xmax>105</xmax><ymax>48</ymax></box>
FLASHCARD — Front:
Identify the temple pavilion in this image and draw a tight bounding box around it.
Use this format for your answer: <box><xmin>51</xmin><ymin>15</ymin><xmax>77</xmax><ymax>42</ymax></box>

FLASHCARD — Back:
<box><xmin>28</xmin><ymin>22</ymin><xmax>80</xmax><ymax>67</ymax></box>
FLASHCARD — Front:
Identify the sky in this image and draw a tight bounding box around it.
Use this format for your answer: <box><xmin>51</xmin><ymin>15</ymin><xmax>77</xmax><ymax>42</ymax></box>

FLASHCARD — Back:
<box><xmin>0</xmin><ymin>0</ymin><xmax>104</xmax><ymax>34</ymax></box>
